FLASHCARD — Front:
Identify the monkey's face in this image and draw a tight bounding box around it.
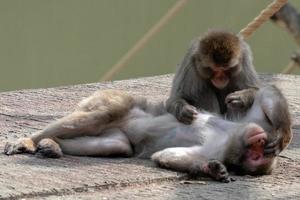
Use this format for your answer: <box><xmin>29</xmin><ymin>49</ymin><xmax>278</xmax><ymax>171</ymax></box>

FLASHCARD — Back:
<box><xmin>197</xmin><ymin>30</ymin><xmax>242</xmax><ymax>89</ymax></box>
<box><xmin>209</xmin><ymin>62</ymin><xmax>240</xmax><ymax>89</ymax></box>
<box><xmin>196</xmin><ymin>55</ymin><xmax>241</xmax><ymax>89</ymax></box>
<box><xmin>228</xmin><ymin>123</ymin><xmax>275</xmax><ymax>175</ymax></box>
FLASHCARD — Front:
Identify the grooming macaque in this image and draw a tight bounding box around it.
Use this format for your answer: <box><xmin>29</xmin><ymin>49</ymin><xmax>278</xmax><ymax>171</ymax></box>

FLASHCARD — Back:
<box><xmin>166</xmin><ymin>30</ymin><xmax>260</xmax><ymax>124</ymax></box>
<box><xmin>4</xmin><ymin>86</ymin><xmax>292</xmax><ymax>182</ymax></box>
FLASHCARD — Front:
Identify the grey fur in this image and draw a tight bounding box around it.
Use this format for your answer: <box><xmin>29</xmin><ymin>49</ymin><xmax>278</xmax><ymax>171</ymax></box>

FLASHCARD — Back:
<box><xmin>166</xmin><ymin>31</ymin><xmax>260</xmax><ymax>124</ymax></box>
<box><xmin>4</xmin><ymin>86</ymin><xmax>292</xmax><ymax>182</ymax></box>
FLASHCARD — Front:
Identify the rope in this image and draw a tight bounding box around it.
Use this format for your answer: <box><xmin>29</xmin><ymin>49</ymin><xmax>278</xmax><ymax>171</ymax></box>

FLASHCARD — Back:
<box><xmin>282</xmin><ymin>52</ymin><xmax>300</xmax><ymax>74</ymax></box>
<box><xmin>239</xmin><ymin>0</ymin><xmax>288</xmax><ymax>39</ymax></box>
<box><xmin>100</xmin><ymin>0</ymin><xmax>188</xmax><ymax>81</ymax></box>
<box><xmin>281</xmin><ymin>61</ymin><xmax>296</xmax><ymax>74</ymax></box>
<box><xmin>100</xmin><ymin>0</ymin><xmax>288</xmax><ymax>81</ymax></box>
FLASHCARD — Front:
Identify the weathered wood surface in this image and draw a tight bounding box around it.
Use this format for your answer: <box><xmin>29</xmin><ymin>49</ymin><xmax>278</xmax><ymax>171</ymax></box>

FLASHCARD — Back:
<box><xmin>0</xmin><ymin>74</ymin><xmax>299</xmax><ymax>200</ymax></box>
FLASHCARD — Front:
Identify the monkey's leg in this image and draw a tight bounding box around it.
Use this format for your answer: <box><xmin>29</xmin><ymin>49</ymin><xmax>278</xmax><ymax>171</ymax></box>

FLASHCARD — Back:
<box><xmin>4</xmin><ymin>110</ymin><xmax>113</xmax><ymax>155</ymax></box>
<box><xmin>151</xmin><ymin>147</ymin><xmax>230</xmax><ymax>182</ymax></box>
<box><xmin>31</xmin><ymin>110</ymin><xmax>113</xmax><ymax>142</ymax></box>
<box><xmin>54</xmin><ymin>128</ymin><xmax>133</xmax><ymax>157</ymax></box>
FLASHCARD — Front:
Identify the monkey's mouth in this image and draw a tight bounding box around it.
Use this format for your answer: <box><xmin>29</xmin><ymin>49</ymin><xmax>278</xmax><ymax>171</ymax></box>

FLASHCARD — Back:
<box><xmin>245</xmin><ymin>148</ymin><xmax>272</xmax><ymax>169</ymax></box>
<box><xmin>211</xmin><ymin>78</ymin><xmax>229</xmax><ymax>89</ymax></box>
<box><xmin>247</xmin><ymin>149</ymin><xmax>263</xmax><ymax>161</ymax></box>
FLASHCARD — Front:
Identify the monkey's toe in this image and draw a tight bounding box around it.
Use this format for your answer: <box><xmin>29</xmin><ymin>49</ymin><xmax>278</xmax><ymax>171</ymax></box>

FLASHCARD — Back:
<box><xmin>4</xmin><ymin>138</ymin><xmax>36</xmax><ymax>155</ymax></box>
<box><xmin>4</xmin><ymin>143</ymin><xmax>15</xmax><ymax>155</ymax></box>
<box><xmin>36</xmin><ymin>139</ymin><xmax>63</xmax><ymax>158</ymax></box>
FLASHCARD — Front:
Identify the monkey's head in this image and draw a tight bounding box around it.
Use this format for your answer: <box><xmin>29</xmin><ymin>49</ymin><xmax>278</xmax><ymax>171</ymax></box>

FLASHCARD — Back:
<box><xmin>226</xmin><ymin>123</ymin><xmax>277</xmax><ymax>176</ymax></box>
<box><xmin>195</xmin><ymin>30</ymin><xmax>242</xmax><ymax>89</ymax></box>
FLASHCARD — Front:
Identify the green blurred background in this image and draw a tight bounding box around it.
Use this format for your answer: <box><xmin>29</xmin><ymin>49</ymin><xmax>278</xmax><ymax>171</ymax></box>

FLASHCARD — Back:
<box><xmin>0</xmin><ymin>0</ymin><xmax>299</xmax><ymax>92</ymax></box>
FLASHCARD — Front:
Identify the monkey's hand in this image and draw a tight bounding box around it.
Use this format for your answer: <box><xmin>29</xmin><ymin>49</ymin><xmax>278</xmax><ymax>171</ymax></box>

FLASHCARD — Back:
<box><xmin>264</xmin><ymin>135</ymin><xmax>284</xmax><ymax>157</ymax></box>
<box><xmin>177</xmin><ymin>104</ymin><xmax>198</xmax><ymax>124</ymax></box>
<box><xmin>4</xmin><ymin>138</ymin><xmax>36</xmax><ymax>155</ymax></box>
<box><xmin>225</xmin><ymin>88</ymin><xmax>256</xmax><ymax>110</ymax></box>
<box><xmin>203</xmin><ymin>160</ymin><xmax>230</xmax><ymax>183</ymax></box>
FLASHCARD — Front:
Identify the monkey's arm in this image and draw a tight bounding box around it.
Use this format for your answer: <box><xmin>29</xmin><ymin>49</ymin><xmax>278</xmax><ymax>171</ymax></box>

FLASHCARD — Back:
<box><xmin>259</xmin><ymin>86</ymin><xmax>292</xmax><ymax>156</ymax></box>
<box><xmin>151</xmin><ymin>146</ymin><xmax>230</xmax><ymax>182</ymax></box>
<box><xmin>236</xmin><ymin>85</ymin><xmax>292</xmax><ymax>157</ymax></box>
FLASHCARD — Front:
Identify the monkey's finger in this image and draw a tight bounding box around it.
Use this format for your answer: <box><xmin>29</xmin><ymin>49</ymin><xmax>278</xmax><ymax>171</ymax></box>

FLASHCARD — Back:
<box><xmin>264</xmin><ymin>148</ymin><xmax>280</xmax><ymax>157</ymax></box>
<box><xmin>264</xmin><ymin>137</ymin><xmax>281</xmax><ymax>155</ymax></box>
<box><xmin>264</xmin><ymin>143</ymin><xmax>280</xmax><ymax>156</ymax></box>
<box><xmin>3</xmin><ymin>143</ymin><xmax>13</xmax><ymax>155</ymax></box>
<box><xmin>265</xmin><ymin>136</ymin><xmax>281</xmax><ymax>148</ymax></box>
<box><xmin>179</xmin><ymin>108</ymin><xmax>198</xmax><ymax>124</ymax></box>
<box><xmin>3</xmin><ymin>143</ymin><xmax>23</xmax><ymax>155</ymax></box>
<box><xmin>220</xmin><ymin>177</ymin><xmax>231</xmax><ymax>183</ymax></box>
<box><xmin>215</xmin><ymin>169</ymin><xmax>230</xmax><ymax>183</ymax></box>
<box><xmin>180</xmin><ymin>115</ymin><xmax>195</xmax><ymax>124</ymax></box>
<box><xmin>225</xmin><ymin>95</ymin><xmax>241</xmax><ymax>104</ymax></box>
<box><xmin>227</xmin><ymin>100</ymin><xmax>245</xmax><ymax>109</ymax></box>
<box><xmin>184</xmin><ymin>106</ymin><xmax>198</xmax><ymax>114</ymax></box>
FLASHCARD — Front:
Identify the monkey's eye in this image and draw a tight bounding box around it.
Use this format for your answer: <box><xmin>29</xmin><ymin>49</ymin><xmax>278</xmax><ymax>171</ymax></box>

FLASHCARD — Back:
<box><xmin>201</xmin><ymin>67</ymin><xmax>213</xmax><ymax>77</ymax></box>
<box><xmin>229</xmin><ymin>64</ymin><xmax>239</xmax><ymax>70</ymax></box>
<box><xmin>226</xmin><ymin>65</ymin><xmax>240</xmax><ymax>76</ymax></box>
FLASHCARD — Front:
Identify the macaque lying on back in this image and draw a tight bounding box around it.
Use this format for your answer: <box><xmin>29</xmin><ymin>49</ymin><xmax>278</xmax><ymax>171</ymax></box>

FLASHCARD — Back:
<box><xmin>4</xmin><ymin>86</ymin><xmax>292</xmax><ymax>182</ymax></box>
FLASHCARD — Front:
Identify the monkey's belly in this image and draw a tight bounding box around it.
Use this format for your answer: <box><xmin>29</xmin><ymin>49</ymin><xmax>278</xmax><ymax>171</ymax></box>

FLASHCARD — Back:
<box><xmin>133</xmin><ymin>126</ymin><xmax>205</xmax><ymax>158</ymax></box>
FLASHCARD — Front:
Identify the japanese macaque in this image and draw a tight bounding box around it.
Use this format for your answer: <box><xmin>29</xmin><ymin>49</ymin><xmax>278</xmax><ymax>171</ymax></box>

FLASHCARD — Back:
<box><xmin>166</xmin><ymin>30</ymin><xmax>260</xmax><ymax>124</ymax></box>
<box><xmin>4</xmin><ymin>86</ymin><xmax>292</xmax><ymax>182</ymax></box>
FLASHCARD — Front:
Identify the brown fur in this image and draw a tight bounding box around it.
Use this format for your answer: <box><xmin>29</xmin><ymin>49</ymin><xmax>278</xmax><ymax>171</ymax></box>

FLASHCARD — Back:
<box><xmin>167</xmin><ymin>30</ymin><xmax>259</xmax><ymax>124</ymax></box>
<box><xmin>199</xmin><ymin>30</ymin><xmax>241</xmax><ymax>66</ymax></box>
<box><xmin>78</xmin><ymin>89</ymin><xmax>135</xmax><ymax>121</ymax></box>
<box><xmin>4</xmin><ymin>86</ymin><xmax>292</xmax><ymax>181</ymax></box>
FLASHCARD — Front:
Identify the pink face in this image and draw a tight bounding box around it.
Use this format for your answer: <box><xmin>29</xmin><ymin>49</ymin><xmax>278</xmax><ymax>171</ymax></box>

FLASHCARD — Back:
<box><xmin>210</xmin><ymin>66</ymin><xmax>230</xmax><ymax>89</ymax></box>
<box><xmin>241</xmin><ymin>124</ymin><xmax>275</xmax><ymax>174</ymax></box>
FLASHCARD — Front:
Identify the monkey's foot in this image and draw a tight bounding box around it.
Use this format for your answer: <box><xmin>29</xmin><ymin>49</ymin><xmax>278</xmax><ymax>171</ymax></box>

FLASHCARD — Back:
<box><xmin>4</xmin><ymin>138</ymin><xmax>36</xmax><ymax>155</ymax></box>
<box><xmin>178</xmin><ymin>105</ymin><xmax>198</xmax><ymax>124</ymax></box>
<box><xmin>204</xmin><ymin>160</ymin><xmax>230</xmax><ymax>183</ymax></box>
<box><xmin>36</xmin><ymin>138</ymin><xmax>63</xmax><ymax>158</ymax></box>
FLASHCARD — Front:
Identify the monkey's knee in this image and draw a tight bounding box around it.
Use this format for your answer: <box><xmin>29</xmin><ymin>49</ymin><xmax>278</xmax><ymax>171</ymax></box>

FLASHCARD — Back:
<box><xmin>36</xmin><ymin>138</ymin><xmax>63</xmax><ymax>158</ymax></box>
